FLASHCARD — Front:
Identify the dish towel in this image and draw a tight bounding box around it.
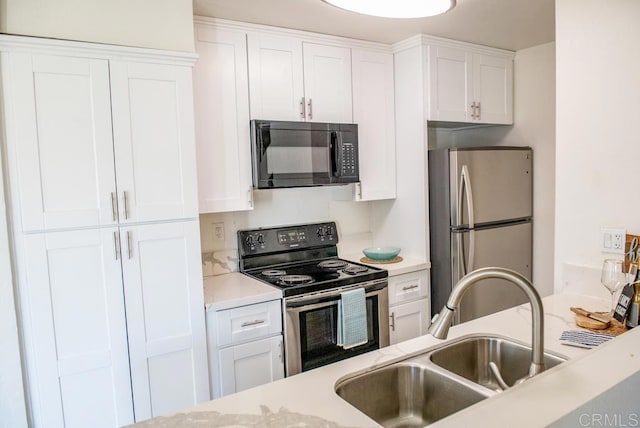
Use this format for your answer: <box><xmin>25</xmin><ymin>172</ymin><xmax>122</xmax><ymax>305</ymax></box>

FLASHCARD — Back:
<box><xmin>337</xmin><ymin>287</ymin><xmax>368</xmax><ymax>349</ymax></box>
<box><xmin>559</xmin><ymin>330</ymin><xmax>614</xmax><ymax>349</ymax></box>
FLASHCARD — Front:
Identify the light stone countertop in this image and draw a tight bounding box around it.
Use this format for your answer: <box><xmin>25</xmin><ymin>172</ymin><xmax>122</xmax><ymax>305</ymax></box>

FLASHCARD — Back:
<box><xmin>203</xmin><ymin>272</ymin><xmax>282</xmax><ymax>312</ymax></box>
<box><xmin>134</xmin><ymin>292</ymin><xmax>639</xmax><ymax>427</ymax></box>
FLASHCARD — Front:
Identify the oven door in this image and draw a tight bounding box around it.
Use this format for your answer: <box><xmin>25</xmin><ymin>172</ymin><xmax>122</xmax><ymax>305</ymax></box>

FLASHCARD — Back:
<box><xmin>283</xmin><ymin>280</ymin><xmax>389</xmax><ymax>376</ymax></box>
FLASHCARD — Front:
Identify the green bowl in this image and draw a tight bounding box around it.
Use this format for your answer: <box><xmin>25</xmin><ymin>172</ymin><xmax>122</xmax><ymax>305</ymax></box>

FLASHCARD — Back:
<box><xmin>363</xmin><ymin>246</ymin><xmax>401</xmax><ymax>261</ymax></box>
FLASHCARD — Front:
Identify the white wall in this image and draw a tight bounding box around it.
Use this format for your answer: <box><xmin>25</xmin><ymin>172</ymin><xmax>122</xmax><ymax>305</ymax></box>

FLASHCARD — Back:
<box><xmin>555</xmin><ymin>0</ymin><xmax>640</xmax><ymax>293</ymax></box>
<box><xmin>0</xmin><ymin>0</ymin><xmax>195</xmax><ymax>52</ymax></box>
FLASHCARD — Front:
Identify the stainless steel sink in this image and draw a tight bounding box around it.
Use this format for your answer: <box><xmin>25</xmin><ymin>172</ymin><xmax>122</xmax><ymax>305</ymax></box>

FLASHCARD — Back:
<box><xmin>335</xmin><ymin>334</ymin><xmax>568</xmax><ymax>427</ymax></box>
<box><xmin>335</xmin><ymin>362</ymin><xmax>491</xmax><ymax>427</ymax></box>
<box><xmin>429</xmin><ymin>335</ymin><xmax>567</xmax><ymax>391</ymax></box>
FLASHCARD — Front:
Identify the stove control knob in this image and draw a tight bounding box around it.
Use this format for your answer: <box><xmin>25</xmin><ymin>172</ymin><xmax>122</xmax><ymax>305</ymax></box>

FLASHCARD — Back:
<box><xmin>257</xmin><ymin>233</ymin><xmax>265</xmax><ymax>245</ymax></box>
<box><xmin>245</xmin><ymin>235</ymin><xmax>255</xmax><ymax>247</ymax></box>
<box><xmin>316</xmin><ymin>226</ymin><xmax>326</xmax><ymax>237</ymax></box>
<box><xmin>326</xmin><ymin>225</ymin><xmax>334</xmax><ymax>237</ymax></box>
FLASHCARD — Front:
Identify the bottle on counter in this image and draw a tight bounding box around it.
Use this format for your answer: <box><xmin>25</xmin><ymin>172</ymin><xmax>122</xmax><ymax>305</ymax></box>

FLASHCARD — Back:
<box><xmin>625</xmin><ymin>282</ymin><xmax>640</xmax><ymax>328</ymax></box>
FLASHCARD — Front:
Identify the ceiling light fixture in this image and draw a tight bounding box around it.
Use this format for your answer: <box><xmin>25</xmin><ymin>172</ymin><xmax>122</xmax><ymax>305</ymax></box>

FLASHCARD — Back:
<box><xmin>323</xmin><ymin>0</ymin><xmax>456</xmax><ymax>18</ymax></box>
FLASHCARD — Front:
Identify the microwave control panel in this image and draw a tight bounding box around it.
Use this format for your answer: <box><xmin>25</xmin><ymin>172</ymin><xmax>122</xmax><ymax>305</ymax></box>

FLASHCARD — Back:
<box><xmin>340</xmin><ymin>142</ymin><xmax>357</xmax><ymax>177</ymax></box>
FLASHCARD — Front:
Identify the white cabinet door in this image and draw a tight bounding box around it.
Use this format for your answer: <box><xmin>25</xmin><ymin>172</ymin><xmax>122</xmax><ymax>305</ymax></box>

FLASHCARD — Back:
<box><xmin>193</xmin><ymin>26</ymin><xmax>253</xmax><ymax>213</ymax></box>
<box><xmin>302</xmin><ymin>43</ymin><xmax>353</xmax><ymax>123</ymax></box>
<box><xmin>2</xmin><ymin>53</ymin><xmax>117</xmax><ymax>232</ymax></box>
<box><xmin>120</xmin><ymin>221</ymin><xmax>208</xmax><ymax>420</ymax></box>
<box><xmin>472</xmin><ymin>53</ymin><xmax>513</xmax><ymax>125</ymax></box>
<box><xmin>428</xmin><ymin>45</ymin><xmax>472</xmax><ymax>122</ymax></box>
<box><xmin>389</xmin><ymin>299</ymin><xmax>430</xmax><ymax>345</ymax></box>
<box><xmin>218</xmin><ymin>335</ymin><xmax>284</xmax><ymax>397</ymax></box>
<box><xmin>352</xmin><ymin>49</ymin><xmax>396</xmax><ymax>201</ymax></box>
<box><xmin>20</xmin><ymin>228</ymin><xmax>133</xmax><ymax>428</ymax></box>
<box><xmin>247</xmin><ymin>33</ymin><xmax>305</xmax><ymax>121</ymax></box>
<box><xmin>110</xmin><ymin>61</ymin><xmax>199</xmax><ymax>224</ymax></box>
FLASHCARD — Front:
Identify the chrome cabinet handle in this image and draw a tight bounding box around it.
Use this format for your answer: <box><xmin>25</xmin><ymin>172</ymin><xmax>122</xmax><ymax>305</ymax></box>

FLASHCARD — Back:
<box><xmin>307</xmin><ymin>98</ymin><xmax>313</xmax><ymax>120</ymax></box>
<box><xmin>278</xmin><ymin>340</ymin><xmax>283</xmax><ymax>363</ymax></box>
<box><xmin>110</xmin><ymin>192</ymin><xmax>118</xmax><ymax>221</ymax></box>
<box><xmin>476</xmin><ymin>101</ymin><xmax>481</xmax><ymax>120</ymax></box>
<box><xmin>123</xmin><ymin>191</ymin><xmax>130</xmax><ymax>220</ymax></box>
<box><xmin>470</xmin><ymin>102</ymin><xmax>476</xmax><ymax>119</ymax></box>
<box><xmin>299</xmin><ymin>97</ymin><xmax>306</xmax><ymax>119</ymax></box>
<box><xmin>113</xmin><ymin>231</ymin><xmax>121</xmax><ymax>260</ymax></box>
<box><xmin>402</xmin><ymin>284</ymin><xmax>419</xmax><ymax>291</ymax></box>
<box><xmin>126</xmin><ymin>231</ymin><xmax>132</xmax><ymax>260</ymax></box>
<box><xmin>241</xmin><ymin>319</ymin><xmax>265</xmax><ymax>327</ymax></box>
<box><xmin>390</xmin><ymin>312</ymin><xmax>396</xmax><ymax>331</ymax></box>
<box><xmin>247</xmin><ymin>188</ymin><xmax>253</xmax><ymax>208</ymax></box>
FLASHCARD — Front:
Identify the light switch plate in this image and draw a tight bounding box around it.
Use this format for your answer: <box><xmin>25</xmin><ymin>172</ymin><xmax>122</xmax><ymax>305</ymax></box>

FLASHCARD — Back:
<box><xmin>601</xmin><ymin>227</ymin><xmax>626</xmax><ymax>254</ymax></box>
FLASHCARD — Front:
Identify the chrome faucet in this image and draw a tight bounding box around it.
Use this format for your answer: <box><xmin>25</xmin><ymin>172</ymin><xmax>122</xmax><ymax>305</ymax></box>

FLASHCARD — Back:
<box><xmin>428</xmin><ymin>267</ymin><xmax>545</xmax><ymax>386</ymax></box>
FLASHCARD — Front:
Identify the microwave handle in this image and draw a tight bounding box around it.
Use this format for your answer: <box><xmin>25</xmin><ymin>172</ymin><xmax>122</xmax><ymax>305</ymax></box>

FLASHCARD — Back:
<box><xmin>330</xmin><ymin>131</ymin><xmax>341</xmax><ymax>178</ymax></box>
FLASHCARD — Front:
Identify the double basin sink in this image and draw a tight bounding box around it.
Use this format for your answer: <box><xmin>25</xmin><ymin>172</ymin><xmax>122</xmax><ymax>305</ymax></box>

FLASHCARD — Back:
<box><xmin>335</xmin><ymin>334</ymin><xmax>567</xmax><ymax>427</ymax></box>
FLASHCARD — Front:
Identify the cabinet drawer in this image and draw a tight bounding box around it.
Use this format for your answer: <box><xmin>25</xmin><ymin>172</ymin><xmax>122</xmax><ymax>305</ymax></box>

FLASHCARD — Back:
<box><xmin>388</xmin><ymin>270</ymin><xmax>429</xmax><ymax>305</ymax></box>
<box><xmin>215</xmin><ymin>300</ymin><xmax>282</xmax><ymax>347</ymax></box>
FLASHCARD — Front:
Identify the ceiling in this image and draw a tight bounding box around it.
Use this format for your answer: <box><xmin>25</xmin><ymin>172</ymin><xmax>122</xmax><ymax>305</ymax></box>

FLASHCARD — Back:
<box><xmin>193</xmin><ymin>0</ymin><xmax>555</xmax><ymax>51</ymax></box>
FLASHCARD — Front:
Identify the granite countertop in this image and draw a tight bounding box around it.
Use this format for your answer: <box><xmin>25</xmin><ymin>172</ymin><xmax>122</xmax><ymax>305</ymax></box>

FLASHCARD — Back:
<box><xmin>203</xmin><ymin>272</ymin><xmax>282</xmax><ymax>312</ymax></box>
<box><xmin>134</xmin><ymin>292</ymin><xmax>640</xmax><ymax>427</ymax></box>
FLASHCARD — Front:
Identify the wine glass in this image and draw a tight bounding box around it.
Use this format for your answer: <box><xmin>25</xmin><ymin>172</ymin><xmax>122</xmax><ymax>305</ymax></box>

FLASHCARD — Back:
<box><xmin>600</xmin><ymin>259</ymin><xmax>626</xmax><ymax>316</ymax></box>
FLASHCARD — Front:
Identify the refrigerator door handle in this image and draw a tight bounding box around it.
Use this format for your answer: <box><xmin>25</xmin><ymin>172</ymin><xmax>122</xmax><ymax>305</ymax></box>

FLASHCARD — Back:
<box><xmin>459</xmin><ymin>165</ymin><xmax>476</xmax><ymax>273</ymax></box>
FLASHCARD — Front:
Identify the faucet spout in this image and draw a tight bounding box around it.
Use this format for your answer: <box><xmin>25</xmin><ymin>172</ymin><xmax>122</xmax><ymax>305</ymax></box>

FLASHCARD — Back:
<box><xmin>428</xmin><ymin>267</ymin><xmax>545</xmax><ymax>379</ymax></box>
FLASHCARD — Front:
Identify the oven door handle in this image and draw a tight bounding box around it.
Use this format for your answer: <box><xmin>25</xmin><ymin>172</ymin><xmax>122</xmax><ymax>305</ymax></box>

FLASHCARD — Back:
<box><xmin>285</xmin><ymin>282</ymin><xmax>387</xmax><ymax>311</ymax></box>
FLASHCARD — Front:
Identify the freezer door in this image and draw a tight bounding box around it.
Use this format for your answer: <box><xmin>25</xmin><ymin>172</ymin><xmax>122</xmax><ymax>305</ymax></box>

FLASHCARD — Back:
<box><xmin>451</xmin><ymin>221</ymin><xmax>532</xmax><ymax>323</ymax></box>
<box><xmin>450</xmin><ymin>148</ymin><xmax>532</xmax><ymax>228</ymax></box>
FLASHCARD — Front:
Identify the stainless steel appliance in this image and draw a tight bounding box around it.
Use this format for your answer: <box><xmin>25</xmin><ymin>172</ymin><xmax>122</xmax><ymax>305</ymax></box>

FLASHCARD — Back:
<box><xmin>428</xmin><ymin>147</ymin><xmax>533</xmax><ymax>323</ymax></box>
<box><xmin>238</xmin><ymin>222</ymin><xmax>389</xmax><ymax>376</ymax></box>
<box><xmin>250</xmin><ymin>120</ymin><xmax>359</xmax><ymax>189</ymax></box>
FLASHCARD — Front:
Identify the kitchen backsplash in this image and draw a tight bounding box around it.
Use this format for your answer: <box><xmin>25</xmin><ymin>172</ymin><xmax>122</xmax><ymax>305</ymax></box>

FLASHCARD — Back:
<box><xmin>199</xmin><ymin>186</ymin><xmax>373</xmax><ymax>277</ymax></box>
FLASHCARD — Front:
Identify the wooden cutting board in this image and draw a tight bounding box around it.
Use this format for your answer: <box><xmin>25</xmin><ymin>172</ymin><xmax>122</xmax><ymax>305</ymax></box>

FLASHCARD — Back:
<box><xmin>575</xmin><ymin>314</ymin><xmax>610</xmax><ymax>329</ymax></box>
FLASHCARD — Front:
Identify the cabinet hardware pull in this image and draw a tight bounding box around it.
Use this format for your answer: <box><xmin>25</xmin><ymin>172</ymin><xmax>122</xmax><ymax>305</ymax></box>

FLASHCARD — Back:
<box><xmin>247</xmin><ymin>188</ymin><xmax>253</xmax><ymax>208</ymax></box>
<box><xmin>278</xmin><ymin>340</ymin><xmax>283</xmax><ymax>363</ymax></box>
<box><xmin>402</xmin><ymin>284</ymin><xmax>419</xmax><ymax>291</ymax></box>
<box><xmin>300</xmin><ymin>97</ymin><xmax>306</xmax><ymax>119</ymax></box>
<box><xmin>241</xmin><ymin>319</ymin><xmax>265</xmax><ymax>327</ymax></box>
<box><xmin>476</xmin><ymin>101</ymin><xmax>481</xmax><ymax>120</ymax></box>
<box><xmin>113</xmin><ymin>231</ymin><xmax>121</xmax><ymax>260</ymax></box>
<box><xmin>110</xmin><ymin>192</ymin><xmax>118</xmax><ymax>221</ymax></box>
<box><xmin>123</xmin><ymin>191</ymin><xmax>130</xmax><ymax>220</ymax></box>
<box><xmin>307</xmin><ymin>98</ymin><xmax>313</xmax><ymax>120</ymax></box>
<box><xmin>390</xmin><ymin>312</ymin><xmax>396</xmax><ymax>331</ymax></box>
<box><xmin>127</xmin><ymin>231</ymin><xmax>132</xmax><ymax>260</ymax></box>
<box><xmin>470</xmin><ymin>102</ymin><xmax>477</xmax><ymax>120</ymax></box>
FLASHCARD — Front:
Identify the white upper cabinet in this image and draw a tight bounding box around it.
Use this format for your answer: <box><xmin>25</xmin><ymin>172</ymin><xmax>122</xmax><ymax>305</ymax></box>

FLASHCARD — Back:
<box><xmin>193</xmin><ymin>25</ymin><xmax>253</xmax><ymax>213</ymax></box>
<box><xmin>351</xmin><ymin>49</ymin><xmax>396</xmax><ymax>201</ymax></box>
<box><xmin>427</xmin><ymin>44</ymin><xmax>513</xmax><ymax>124</ymax></box>
<box><xmin>247</xmin><ymin>33</ymin><xmax>352</xmax><ymax>122</ymax></box>
<box><xmin>3</xmin><ymin>53</ymin><xmax>118</xmax><ymax>232</ymax></box>
<box><xmin>120</xmin><ymin>221</ymin><xmax>209</xmax><ymax>421</ymax></box>
<box><xmin>471</xmin><ymin>53</ymin><xmax>513</xmax><ymax>125</ymax></box>
<box><xmin>247</xmin><ymin>33</ymin><xmax>305</xmax><ymax>121</ymax></box>
<box><xmin>3</xmin><ymin>53</ymin><xmax>199</xmax><ymax>232</ymax></box>
<box><xmin>302</xmin><ymin>43</ymin><xmax>352</xmax><ymax>123</ymax></box>
<box><xmin>110</xmin><ymin>61</ymin><xmax>199</xmax><ymax>223</ymax></box>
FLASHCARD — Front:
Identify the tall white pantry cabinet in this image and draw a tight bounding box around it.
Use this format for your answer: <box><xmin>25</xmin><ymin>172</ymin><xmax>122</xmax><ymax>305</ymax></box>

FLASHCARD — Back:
<box><xmin>0</xmin><ymin>36</ymin><xmax>209</xmax><ymax>427</ymax></box>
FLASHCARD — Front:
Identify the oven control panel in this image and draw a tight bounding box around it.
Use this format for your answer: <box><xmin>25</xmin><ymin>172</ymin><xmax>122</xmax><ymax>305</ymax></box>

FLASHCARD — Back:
<box><xmin>238</xmin><ymin>222</ymin><xmax>338</xmax><ymax>255</ymax></box>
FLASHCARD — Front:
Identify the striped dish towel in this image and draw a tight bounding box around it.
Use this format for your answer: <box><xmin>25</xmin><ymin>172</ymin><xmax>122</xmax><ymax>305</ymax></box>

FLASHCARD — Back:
<box><xmin>559</xmin><ymin>330</ymin><xmax>615</xmax><ymax>349</ymax></box>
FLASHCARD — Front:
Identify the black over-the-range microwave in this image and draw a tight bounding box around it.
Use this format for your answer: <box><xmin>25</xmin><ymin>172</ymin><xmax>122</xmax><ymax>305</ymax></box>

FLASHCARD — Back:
<box><xmin>250</xmin><ymin>119</ymin><xmax>359</xmax><ymax>189</ymax></box>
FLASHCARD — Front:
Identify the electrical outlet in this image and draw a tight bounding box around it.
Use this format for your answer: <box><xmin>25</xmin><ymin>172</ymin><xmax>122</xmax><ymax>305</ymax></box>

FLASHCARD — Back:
<box><xmin>601</xmin><ymin>227</ymin><xmax>626</xmax><ymax>254</ymax></box>
<box><xmin>213</xmin><ymin>222</ymin><xmax>225</xmax><ymax>243</ymax></box>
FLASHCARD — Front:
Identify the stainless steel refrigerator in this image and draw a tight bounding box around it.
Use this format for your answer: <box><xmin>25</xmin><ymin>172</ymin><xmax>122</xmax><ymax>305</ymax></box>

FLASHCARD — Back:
<box><xmin>428</xmin><ymin>147</ymin><xmax>533</xmax><ymax>323</ymax></box>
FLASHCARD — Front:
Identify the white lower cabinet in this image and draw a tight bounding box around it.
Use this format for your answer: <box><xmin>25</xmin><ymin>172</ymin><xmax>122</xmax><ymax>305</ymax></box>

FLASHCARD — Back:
<box><xmin>218</xmin><ymin>336</ymin><xmax>284</xmax><ymax>397</ymax></box>
<box><xmin>388</xmin><ymin>270</ymin><xmax>431</xmax><ymax>345</ymax></box>
<box><xmin>389</xmin><ymin>299</ymin><xmax>431</xmax><ymax>345</ymax></box>
<box><xmin>206</xmin><ymin>299</ymin><xmax>284</xmax><ymax>398</ymax></box>
<box><xmin>17</xmin><ymin>221</ymin><xmax>208</xmax><ymax>426</ymax></box>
